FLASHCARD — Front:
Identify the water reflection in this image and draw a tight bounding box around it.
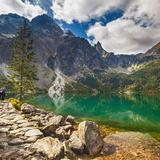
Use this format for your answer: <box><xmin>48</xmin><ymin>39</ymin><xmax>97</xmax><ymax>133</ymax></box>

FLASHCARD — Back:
<box><xmin>48</xmin><ymin>69</ymin><xmax>65</xmax><ymax>107</ymax></box>
<box><xmin>29</xmin><ymin>94</ymin><xmax>160</xmax><ymax>133</ymax></box>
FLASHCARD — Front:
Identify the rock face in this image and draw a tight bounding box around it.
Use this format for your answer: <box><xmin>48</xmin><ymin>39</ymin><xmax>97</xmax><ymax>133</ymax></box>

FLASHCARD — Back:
<box><xmin>78</xmin><ymin>121</ymin><xmax>104</xmax><ymax>156</ymax></box>
<box><xmin>32</xmin><ymin>137</ymin><xmax>64</xmax><ymax>159</ymax></box>
<box><xmin>0</xmin><ymin>14</ymin><xmax>105</xmax><ymax>82</ymax></box>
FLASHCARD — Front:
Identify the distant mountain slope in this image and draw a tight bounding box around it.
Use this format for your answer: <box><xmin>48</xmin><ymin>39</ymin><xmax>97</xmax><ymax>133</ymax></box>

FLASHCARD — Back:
<box><xmin>0</xmin><ymin>13</ymin><xmax>159</xmax><ymax>91</ymax></box>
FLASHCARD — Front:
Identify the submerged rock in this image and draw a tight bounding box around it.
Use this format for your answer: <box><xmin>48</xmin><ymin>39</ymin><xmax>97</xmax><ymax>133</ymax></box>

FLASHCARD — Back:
<box><xmin>96</xmin><ymin>132</ymin><xmax>160</xmax><ymax>160</ymax></box>
<box><xmin>32</xmin><ymin>137</ymin><xmax>64</xmax><ymax>159</ymax></box>
<box><xmin>78</xmin><ymin>121</ymin><xmax>104</xmax><ymax>156</ymax></box>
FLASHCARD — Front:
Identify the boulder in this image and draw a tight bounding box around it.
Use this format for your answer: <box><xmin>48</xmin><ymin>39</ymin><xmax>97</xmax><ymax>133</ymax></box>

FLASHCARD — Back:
<box><xmin>25</xmin><ymin>129</ymin><xmax>43</xmax><ymax>137</ymax></box>
<box><xmin>21</xmin><ymin>103</ymin><xmax>36</xmax><ymax>114</ymax></box>
<box><xmin>68</xmin><ymin>131</ymin><xmax>84</xmax><ymax>154</ymax></box>
<box><xmin>78</xmin><ymin>121</ymin><xmax>104</xmax><ymax>156</ymax></box>
<box><xmin>32</xmin><ymin>137</ymin><xmax>64</xmax><ymax>159</ymax></box>
<box><xmin>49</xmin><ymin>115</ymin><xmax>64</xmax><ymax>126</ymax></box>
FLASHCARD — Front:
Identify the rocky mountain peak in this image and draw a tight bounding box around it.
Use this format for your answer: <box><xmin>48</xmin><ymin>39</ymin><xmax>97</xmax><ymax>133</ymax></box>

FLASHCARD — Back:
<box><xmin>95</xmin><ymin>41</ymin><xmax>108</xmax><ymax>58</ymax></box>
<box><xmin>145</xmin><ymin>42</ymin><xmax>160</xmax><ymax>57</ymax></box>
<box><xmin>0</xmin><ymin>13</ymin><xmax>27</xmax><ymax>34</ymax></box>
<box><xmin>31</xmin><ymin>14</ymin><xmax>63</xmax><ymax>36</ymax></box>
<box><xmin>63</xmin><ymin>30</ymin><xmax>75</xmax><ymax>37</ymax></box>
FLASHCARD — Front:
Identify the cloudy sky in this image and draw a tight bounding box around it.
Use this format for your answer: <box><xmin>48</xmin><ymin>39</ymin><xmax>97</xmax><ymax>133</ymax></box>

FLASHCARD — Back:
<box><xmin>0</xmin><ymin>0</ymin><xmax>160</xmax><ymax>54</ymax></box>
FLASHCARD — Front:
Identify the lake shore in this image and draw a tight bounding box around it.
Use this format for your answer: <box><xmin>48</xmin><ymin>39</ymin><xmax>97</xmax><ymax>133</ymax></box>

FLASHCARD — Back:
<box><xmin>0</xmin><ymin>101</ymin><xmax>160</xmax><ymax>160</ymax></box>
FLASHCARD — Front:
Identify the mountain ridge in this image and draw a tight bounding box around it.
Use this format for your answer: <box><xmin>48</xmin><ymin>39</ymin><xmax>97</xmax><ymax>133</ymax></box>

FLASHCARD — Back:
<box><xmin>0</xmin><ymin>13</ymin><xmax>160</xmax><ymax>90</ymax></box>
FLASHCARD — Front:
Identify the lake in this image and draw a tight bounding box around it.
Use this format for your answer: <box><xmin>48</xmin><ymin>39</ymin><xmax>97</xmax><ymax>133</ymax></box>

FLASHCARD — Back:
<box><xmin>28</xmin><ymin>93</ymin><xmax>160</xmax><ymax>139</ymax></box>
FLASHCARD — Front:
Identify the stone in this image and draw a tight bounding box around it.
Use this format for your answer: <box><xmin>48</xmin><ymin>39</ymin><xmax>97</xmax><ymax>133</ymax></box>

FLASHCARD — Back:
<box><xmin>25</xmin><ymin>129</ymin><xmax>43</xmax><ymax>137</ymax></box>
<box><xmin>49</xmin><ymin>115</ymin><xmax>64</xmax><ymax>126</ymax></box>
<box><xmin>63</xmin><ymin>124</ymin><xmax>73</xmax><ymax>131</ymax></box>
<box><xmin>78</xmin><ymin>121</ymin><xmax>104</xmax><ymax>156</ymax></box>
<box><xmin>12</xmin><ymin>115</ymin><xmax>24</xmax><ymax>122</ymax></box>
<box><xmin>21</xmin><ymin>103</ymin><xmax>36</xmax><ymax>114</ymax></box>
<box><xmin>68</xmin><ymin>131</ymin><xmax>84</xmax><ymax>154</ymax></box>
<box><xmin>42</xmin><ymin>123</ymin><xmax>57</xmax><ymax>136</ymax></box>
<box><xmin>0</xmin><ymin>127</ymin><xmax>10</xmax><ymax>133</ymax></box>
<box><xmin>56</xmin><ymin>127</ymin><xmax>70</xmax><ymax>139</ymax></box>
<box><xmin>32</xmin><ymin>137</ymin><xmax>64</xmax><ymax>159</ymax></box>
<box><xmin>65</xmin><ymin>115</ymin><xmax>75</xmax><ymax>124</ymax></box>
<box><xmin>63</xmin><ymin>141</ymin><xmax>76</xmax><ymax>160</ymax></box>
<box><xmin>18</xmin><ymin>122</ymin><xmax>37</xmax><ymax>128</ymax></box>
<box><xmin>9</xmin><ymin>138</ymin><xmax>24</xmax><ymax>145</ymax></box>
<box><xmin>15</xmin><ymin>131</ymin><xmax>25</xmax><ymax>136</ymax></box>
<box><xmin>25</xmin><ymin>136</ymin><xmax>39</xmax><ymax>143</ymax></box>
<box><xmin>16</xmin><ymin>119</ymin><xmax>28</xmax><ymax>124</ymax></box>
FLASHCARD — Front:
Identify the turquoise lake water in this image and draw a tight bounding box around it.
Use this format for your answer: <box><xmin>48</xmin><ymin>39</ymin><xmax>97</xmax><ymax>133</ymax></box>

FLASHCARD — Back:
<box><xmin>28</xmin><ymin>94</ymin><xmax>160</xmax><ymax>138</ymax></box>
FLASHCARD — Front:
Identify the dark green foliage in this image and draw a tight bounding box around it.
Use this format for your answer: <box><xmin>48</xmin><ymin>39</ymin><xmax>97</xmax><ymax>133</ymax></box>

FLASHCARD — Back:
<box><xmin>10</xmin><ymin>20</ymin><xmax>37</xmax><ymax>100</ymax></box>
<box><xmin>76</xmin><ymin>60</ymin><xmax>160</xmax><ymax>94</ymax></box>
<box><xmin>131</xmin><ymin>60</ymin><xmax>160</xmax><ymax>93</ymax></box>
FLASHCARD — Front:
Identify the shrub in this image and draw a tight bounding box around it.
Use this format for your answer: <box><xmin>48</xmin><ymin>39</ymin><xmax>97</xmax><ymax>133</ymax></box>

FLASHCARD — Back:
<box><xmin>8</xmin><ymin>98</ymin><xmax>22</xmax><ymax>110</ymax></box>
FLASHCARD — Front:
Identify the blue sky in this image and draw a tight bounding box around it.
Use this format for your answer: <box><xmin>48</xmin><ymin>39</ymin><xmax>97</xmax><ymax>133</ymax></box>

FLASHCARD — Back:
<box><xmin>58</xmin><ymin>9</ymin><xmax>123</xmax><ymax>39</ymax></box>
<box><xmin>0</xmin><ymin>0</ymin><xmax>160</xmax><ymax>54</ymax></box>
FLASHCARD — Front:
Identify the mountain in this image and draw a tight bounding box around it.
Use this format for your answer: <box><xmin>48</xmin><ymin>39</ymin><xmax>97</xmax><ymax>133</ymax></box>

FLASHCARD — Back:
<box><xmin>0</xmin><ymin>13</ymin><xmax>159</xmax><ymax>92</ymax></box>
<box><xmin>145</xmin><ymin>42</ymin><xmax>160</xmax><ymax>58</ymax></box>
<box><xmin>0</xmin><ymin>13</ymin><xmax>106</xmax><ymax>88</ymax></box>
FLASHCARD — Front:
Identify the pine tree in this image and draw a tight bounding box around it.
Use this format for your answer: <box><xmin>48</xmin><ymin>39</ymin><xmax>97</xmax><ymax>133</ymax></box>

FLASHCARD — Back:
<box><xmin>10</xmin><ymin>20</ymin><xmax>37</xmax><ymax>101</ymax></box>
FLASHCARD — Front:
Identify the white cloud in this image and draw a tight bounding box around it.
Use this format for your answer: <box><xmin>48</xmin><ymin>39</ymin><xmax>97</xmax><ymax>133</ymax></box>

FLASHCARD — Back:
<box><xmin>87</xmin><ymin>0</ymin><xmax>160</xmax><ymax>54</ymax></box>
<box><xmin>87</xmin><ymin>20</ymin><xmax>160</xmax><ymax>54</ymax></box>
<box><xmin>0</xmin><ymin>0</ymin><xmax>46</xmax><ymax>20</ymax></box>
<box><xmin>52</xmin><ymin>0</ymin><xmax>130</xmax><ymax>23</ymax></box>
<box><xmin>52</xmin><ymin>0</ymin><xmax>160</xmax><ymax>54</ymax></box>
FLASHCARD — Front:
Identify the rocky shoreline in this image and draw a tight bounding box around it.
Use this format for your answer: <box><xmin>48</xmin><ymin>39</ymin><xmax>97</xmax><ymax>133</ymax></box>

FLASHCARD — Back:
<box><xmin>0</xmin><ymin>101</ymin><xmax>160</xmax><ymax>160</ymax></box>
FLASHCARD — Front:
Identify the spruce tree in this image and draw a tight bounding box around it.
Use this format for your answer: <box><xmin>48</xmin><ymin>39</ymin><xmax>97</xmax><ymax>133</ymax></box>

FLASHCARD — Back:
<box><xmin>10</xmin><ymin>20</ymin><xmax>37</xmax><ymax>101</ymax></box>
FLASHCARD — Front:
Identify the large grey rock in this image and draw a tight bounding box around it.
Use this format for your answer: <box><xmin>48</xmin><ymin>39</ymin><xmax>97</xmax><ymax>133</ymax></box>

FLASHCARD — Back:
<box><xmin>68</xmin><ymin>131</ymin><xmax>84</xmax><ymax>154</ymax></box>
<box><xmin>32</xmin><ymin>137</ymin><xmax>64</xmax><ymax>159</ymax></box>
<box><xmin>78</xmin><ymin>121</ymin><xmax>104</xmax><ymax>156</ymax></box>
<box><xmin>25</xmin><ymin>129</ymin><xmax>43</xmax><ymax>137</ymax></box>
<box><xmin>21</xmin><ymin>103</ymin><xmax>36</xmax><ymax>114</ymax></box>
